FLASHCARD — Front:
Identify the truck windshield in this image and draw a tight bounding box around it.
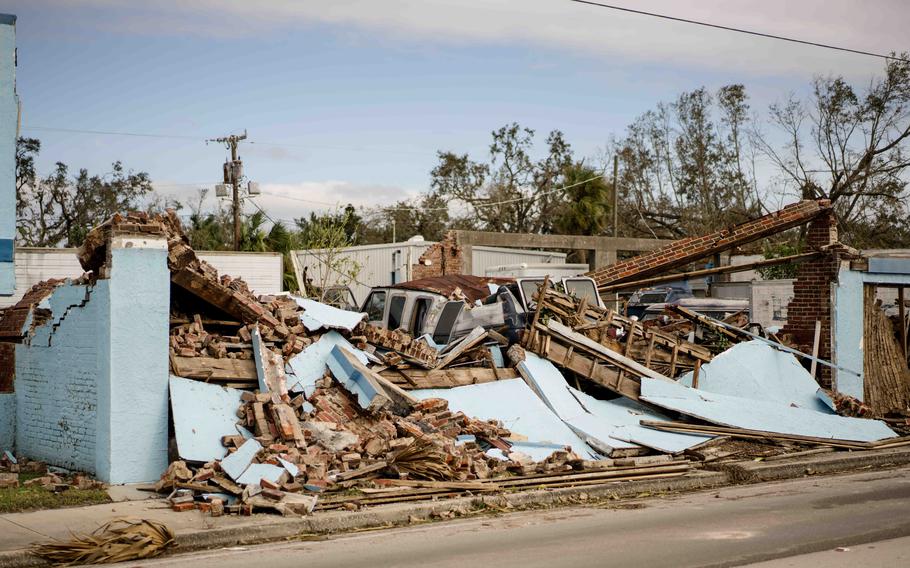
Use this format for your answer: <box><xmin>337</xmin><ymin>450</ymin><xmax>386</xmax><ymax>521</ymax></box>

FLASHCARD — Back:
<box><xmin>363</xmin><ymin>291</ymin><xmax>386</xmax><ymax>322</ymax></box>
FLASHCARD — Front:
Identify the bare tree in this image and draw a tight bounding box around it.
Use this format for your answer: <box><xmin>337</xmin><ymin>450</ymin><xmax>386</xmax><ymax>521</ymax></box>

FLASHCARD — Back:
<box><xmin>754</xmin><ymin>55</ymin><xmax>910</xmax><ymax>246</ymax></box>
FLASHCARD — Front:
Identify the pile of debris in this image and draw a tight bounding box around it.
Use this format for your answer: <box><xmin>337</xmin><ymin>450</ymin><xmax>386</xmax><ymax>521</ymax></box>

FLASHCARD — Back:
<box><xmin>80</xmin><ymin>211</ymin><xmax>897</xmax><ymax>516</ymax></box>
<box><xmin>72</xmin><ymin>214</ymin><xmax>627</xmax><ymax>516</ymax></box>
<box><xmin>0</xmin><ymin>452</ymin><xmax>105</xmax><ymax>492</ymax></box>
<box><xmin>9</xmin><ymin>205</ymin><xmax>905</xmax><ymax>519</ymax></box>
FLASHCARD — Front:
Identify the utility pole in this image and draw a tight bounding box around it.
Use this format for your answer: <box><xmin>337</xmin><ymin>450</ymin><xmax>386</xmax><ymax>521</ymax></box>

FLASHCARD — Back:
<box><xmin>209</xmin><ymin>130</ymin><xmax>247</xmax><ymax>251</ymax></box>
<box><xmin>612</xmin><ymin>154</ymin><xmax>619</xmax><ymax>238</ymax></box>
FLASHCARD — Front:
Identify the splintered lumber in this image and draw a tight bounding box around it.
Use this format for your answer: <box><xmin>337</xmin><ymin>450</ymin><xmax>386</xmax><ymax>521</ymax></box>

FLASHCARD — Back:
<box><xmin>526</xmin><ymin>319</ymin><xmax>678</xmax><ymax>400</ymax></box>
<box><xmin>436</xmin><ymin>327</ymin><xmax>489</xmax><ymax>369</ymax></box>
<box><xmin>666</xmin><ymin>305</ymin><xmax>747</xmax><ymax>343</ymax></box>
<box><xmin>377</xmin><ymin>479</ymin><xmax>500</xmax><ymax>491</ymax></box>
<box><xmin>170</xmin><ymin>356</ymin><xmax>256</xmax><ymax>383</ymax></box>
<box><xmin>526</xmin><ymin>333</ymin><xmax>640</xmax><ymax>400</ymax></box>
<box><xmin>863</xmin><ymin>285</ymin><xmax>910</xmax><ymax>415</ymax></box>
<box><xmin>380</xmin><ymin>367</ymin><xmax>519</xmax><ymax>389</ymax></box>
<box><xmin>535</xmin><ymin>287</ymin><xmax>711</xmax><ymax>374</ymax></box>
<box><xmin>332</xmin><ymin>460</ymin><xmax>389</xmax><ymax>482</ymax></box>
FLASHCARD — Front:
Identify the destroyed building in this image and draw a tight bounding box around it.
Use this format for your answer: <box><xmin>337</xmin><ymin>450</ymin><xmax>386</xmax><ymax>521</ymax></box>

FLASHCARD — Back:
<box><xmin>0</xmin><ymin>200</ymin><xmax>906</xmax><ymax>518</ymax></box>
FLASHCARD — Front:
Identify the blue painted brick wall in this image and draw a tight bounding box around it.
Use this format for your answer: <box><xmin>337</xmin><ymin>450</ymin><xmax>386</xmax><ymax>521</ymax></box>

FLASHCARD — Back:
<box><xmin>12</xmin><ymin>239</ymin><xmax>170</xmax><ymax>482</ymax></box>
<box><xmin>0</xmin><ymin>17</ymin><xmax>17</xmax><ymax>294</ymax></box>
<box><xmin>15</xmin><ymin>282</ymin><xmax>107</xmax><ymax>472</ymax></box>
<box><xmin>0</xmin><ymin>392</ymin><xmax>13</xmax><ymax>450</ymax></box>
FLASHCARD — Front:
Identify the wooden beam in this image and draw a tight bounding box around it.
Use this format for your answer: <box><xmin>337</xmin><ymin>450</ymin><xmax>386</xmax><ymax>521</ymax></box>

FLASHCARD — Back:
<box><xmin>899</xmin><ymin>287</ymin><xmax>908</xmax><ymax>359</ymax></box>
<box><xmin>599</xmin><ymin>252</ymin><xmax>822</xmax><ymax>292</ymax></box>
<box><xmin>379</xmin><ymin>367</ymin><xmax>518</xmax><ymax>389</ymax></box>
<box><xmin>170</xmin><ymin>356</ymin><xmax>257</xmax><ymax>382</ymax></box>
<box><xmin>810</xmin><ymin>320</ymin><xmax>822</xmax><ymax>378</ymax></box>
<box><xmin>453</xmin><ymin>230</ymin><xmax>672</xmax><ymax>253</ymax></box>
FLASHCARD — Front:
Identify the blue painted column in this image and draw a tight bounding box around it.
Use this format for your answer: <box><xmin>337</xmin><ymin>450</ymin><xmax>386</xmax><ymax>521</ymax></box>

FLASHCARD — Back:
<box><xmin>0</xmin><ymin>14</ymin><xmax>17</xmax><ymax>294</ymax></box>
<box><xmin>96</xmin><ymin>235</ymin><xmax>170</xmax><ymax>483</ymax></box>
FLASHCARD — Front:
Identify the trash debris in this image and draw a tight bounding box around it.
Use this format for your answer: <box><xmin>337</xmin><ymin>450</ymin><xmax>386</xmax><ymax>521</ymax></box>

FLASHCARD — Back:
<box><xmin>30</xmin><ymin>519</ymin><xmax>175</xmax><ymax>565</ymax></box>
<box><xmin>8</xmin><ymin>208</ymin><xmax>904</xmax><ymax>518</ymax></box>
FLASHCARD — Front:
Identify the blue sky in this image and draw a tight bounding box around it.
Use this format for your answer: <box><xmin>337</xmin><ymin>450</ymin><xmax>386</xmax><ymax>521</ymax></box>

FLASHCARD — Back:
<box><xmin>1</xmin><ymin>0</ymin><xmax>906</xmax><ymax>222</ymax></box>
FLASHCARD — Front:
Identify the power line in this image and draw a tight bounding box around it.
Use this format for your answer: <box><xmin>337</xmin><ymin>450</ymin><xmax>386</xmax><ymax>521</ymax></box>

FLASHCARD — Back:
<box><xmin>376</xmin><ymin>172</ymin><xmax>605</xmax><ymax>212</ymax></box>
<box><xmin>568</xmin><ymin>0</ymin><xmax>907</xmax><ymax>62</ymax></box>
<box><xmin>23</xmin><ymin>125</ymin><xmax>200</xmax><ymax>141</ymax></box>
<box><xmin>20</xmin><ymin>125</ymin><xmax>431</xmax><ymax>156</ymax></box>
<box><xmin>159</xmin><ymin>173</ymin><xmax>607</xmax><ymax>213</ymax></box>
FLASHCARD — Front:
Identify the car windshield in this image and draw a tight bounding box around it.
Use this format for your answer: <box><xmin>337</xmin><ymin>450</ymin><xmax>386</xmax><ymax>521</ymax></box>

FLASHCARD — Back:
<box><xmin>564</xmin><ymin>279</ymin><xmax>599</xmax><ymax>306</ymax></box>
<box><xmin>637</xmin><ymin>292</ymin><xmax>667</xmax><ymax>304</ymax></box>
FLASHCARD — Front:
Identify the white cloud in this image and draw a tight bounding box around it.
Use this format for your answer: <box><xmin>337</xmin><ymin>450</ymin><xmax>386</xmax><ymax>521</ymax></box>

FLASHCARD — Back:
<box><xmin>154</xmin><ymin>179</ymin><xmax>421</xmax><ymax>224</ymax></box>
<box><xmin>44</xmin><ymin>0</ymin><xmax>909</xmax><ymax>77</ymax></box>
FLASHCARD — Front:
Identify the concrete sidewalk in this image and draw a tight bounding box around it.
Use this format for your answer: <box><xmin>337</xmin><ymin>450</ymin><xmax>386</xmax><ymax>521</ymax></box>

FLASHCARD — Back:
<box><xmin>2</xmin><ymin>446</ymin><xmax>910</xmax><ymax>568</ymax></box>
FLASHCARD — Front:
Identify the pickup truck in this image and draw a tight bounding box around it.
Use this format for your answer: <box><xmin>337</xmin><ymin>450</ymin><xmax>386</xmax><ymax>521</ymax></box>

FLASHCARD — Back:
<box><xmin>360</xmin><ymin>274</ymin><xmax>602</xmax><ymax>346</ymax></box>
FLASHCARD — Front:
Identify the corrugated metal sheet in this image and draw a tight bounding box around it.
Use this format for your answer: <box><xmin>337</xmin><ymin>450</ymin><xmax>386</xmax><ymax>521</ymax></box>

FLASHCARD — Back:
<box><xmin>0</xmin><ymin>248</ymin><xmax>283</xmax><ymax>307</ymax></box>
<box><xmin>294</xmin><ymin>241</ymin><xmax>568</xmax><ymax>305</ymax></box>
<box><xmin>471</xmin><ymin>245</ymin><xmax>566</xmax><ymax>277</ymax></box>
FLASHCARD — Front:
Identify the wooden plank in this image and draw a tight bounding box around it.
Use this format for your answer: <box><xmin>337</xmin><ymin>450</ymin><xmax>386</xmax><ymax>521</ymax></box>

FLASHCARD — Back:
<box><xmin>171</xmin><ymin>356</ymin><xmax>256</xmax><ymax>381</ymax></box>
<box><xmin>379</xmin><ymin>367</ymin><xmax>518</xmax><ymax>389</ymax></box>
<box><xmin>810</xmin><ymin>320</ymin><xmax>821</xmax><ymax>379</ymax></box>
<box><xmin>899</xmin><ymin>287</ymin><xmax>907</xmax><ymax>359</ymax></box>
<box><xmin>643</xmin><ymin>331</ymin><xmax>656</xmax><ymax>369</ymax></box>
<box><xmin>376</xmin><ymin>479</ymin><xmax>499</xmax><ymax>491</ymax></box>
<box><xmin>525</xmin><ymin>275</ymin><xmax>551</xmax><ymax>349</ymax></box>
<box><xmin>332</xmin><ymin>460</ymin><xmax>389</xmax><ymax>481</ymax></box>
<box><xmin>545</xmin><ymin>320</ymin><xmax>673</xmax><ymax>382</ymax></box>
<box><xmin>531</xmin><ymin>338</ymin><xmax>640</xmax><ymax>400</ymax></box>
<box><xmin>436</xmin><ymin>328</ymin><xmax>489</xmax><ymax>369</ymax></box>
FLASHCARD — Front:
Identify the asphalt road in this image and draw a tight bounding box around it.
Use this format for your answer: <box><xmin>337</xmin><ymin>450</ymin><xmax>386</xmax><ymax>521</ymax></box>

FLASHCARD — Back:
<box><xmin>124</xmin><ymin>467</ymin><xmax>910</xmax><ymax>568</ymax></box>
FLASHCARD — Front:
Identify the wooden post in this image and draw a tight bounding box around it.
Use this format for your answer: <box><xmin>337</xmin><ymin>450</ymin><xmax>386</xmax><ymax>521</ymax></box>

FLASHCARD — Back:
<box><xmin>526</xmin><ymin>276</ymin><xmax>551</xmax><ymax>349</ymax></box>
<box><xmin>899</xmin><ymin>287</ymin><xmax>907</xmax><ymax>359</ymax></box>
<box><xmin>810</xmin><ymin>320</ymin><xmax>821</xmax><ymax>379</ymax></box>
<box><xmin>643</xmin><ymin>331</ymin><xmax>657</xmax><ymax>369</ymax></box>
<box><xmin>692</xmin><ymin>360</ymin><xmax>702</xmax><ymax>389</ymax></box>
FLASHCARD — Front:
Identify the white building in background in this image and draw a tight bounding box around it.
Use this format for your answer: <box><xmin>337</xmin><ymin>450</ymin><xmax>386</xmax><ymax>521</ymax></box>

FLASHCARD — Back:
<box><xmin>293</xmin><ymin>236</ymin><xmax>570</xmax><ymax>305</ymax></box>
<box><xmin>0</xmin><ymin>248</ymin><xmax>283</xmax><ymax>307</ymax></box>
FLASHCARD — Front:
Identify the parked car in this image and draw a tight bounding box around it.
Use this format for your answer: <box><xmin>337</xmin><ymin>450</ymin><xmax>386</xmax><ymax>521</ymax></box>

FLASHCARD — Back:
<box><xmin>626</xmin><ymin>284</ymin><xmax>694</xmax><ymax>319</ymax></box>
<box><xmin>642</xmin><ymin>297</ymin><xmax>750</xmax><ymax>322</ymax></box>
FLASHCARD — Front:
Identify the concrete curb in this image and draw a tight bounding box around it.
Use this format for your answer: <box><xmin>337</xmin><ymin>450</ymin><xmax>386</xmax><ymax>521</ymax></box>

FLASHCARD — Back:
<box><xmin>713</xmin><ymin>446</ymin><xmax>910</xmax><ymax>484</ymax></box>
<box><xmin>3</xmin><ymin>448</ymin><xmax>910</xmax><ymax>567</ymax></box>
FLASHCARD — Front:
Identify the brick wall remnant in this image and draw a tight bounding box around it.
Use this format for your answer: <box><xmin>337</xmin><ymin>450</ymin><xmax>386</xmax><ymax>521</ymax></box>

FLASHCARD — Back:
<box><xmin>782</xmin><ymin>208</ymin><xmax>841</xmax><ymax>387</ymax></box>
<box><xmin>411</xmin><ymin>231</ymin><xmax>463</xmax><ymax>280</ymax></box>
<box><xmin>0</xmin><ymin>343</ymin><xmax>13</xmax><ymax>393</ymax></box>
<box><xmin>587</xmin><ymin>200</ymin><xmax>830</xmax><ymax>288</ymax></box>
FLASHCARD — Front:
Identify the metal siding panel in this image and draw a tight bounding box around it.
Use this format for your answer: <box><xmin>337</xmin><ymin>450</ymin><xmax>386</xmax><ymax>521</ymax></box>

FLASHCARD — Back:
<box><xmin>868</xmin><ymin>257</ymin><xmax>910</xmax><ymax>275</ymax></box>
<box><xmin>0</xmin><ymin>249</ymin><xmax>282</xmax><ymax>308</ymax></box>
<box><xmin>294</xmin><ymin>242</ymin><xmax>433</xmax><ymax>305</ymax></box>
<box><xmin>197</xmin><ymin>253</ymin><xmax>283</xmax><ymax>295</ymax></box>
<box><xmin>470</xmin><ymin>248</ymin><xmax>567</xmax><ymax>277</ymax></box>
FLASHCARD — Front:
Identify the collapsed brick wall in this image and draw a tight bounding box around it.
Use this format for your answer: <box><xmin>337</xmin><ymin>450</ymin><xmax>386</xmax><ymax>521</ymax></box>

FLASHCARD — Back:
<box><xmin>782</xmin><ymin>209</ymin><xmax>840</xmax><ymax>388</ymax></box>
<box><xmin>411</xmin><ymin>231</ymin><xmax>463</xmax><ymax>280</ymax></box>
<box><xmin>15</xmin><ymin>282</ymin><xmax>104</xmax><ymax>473</ymax></box>
<box><xmin>587</xmin><ymin>200</ymin><xmax>829</xmax><ymax>287</ymax></box>
<box><xmin>0</xmin><ymin>280</ymin><xmax>66</xmax><ymax>394</ymax></box>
